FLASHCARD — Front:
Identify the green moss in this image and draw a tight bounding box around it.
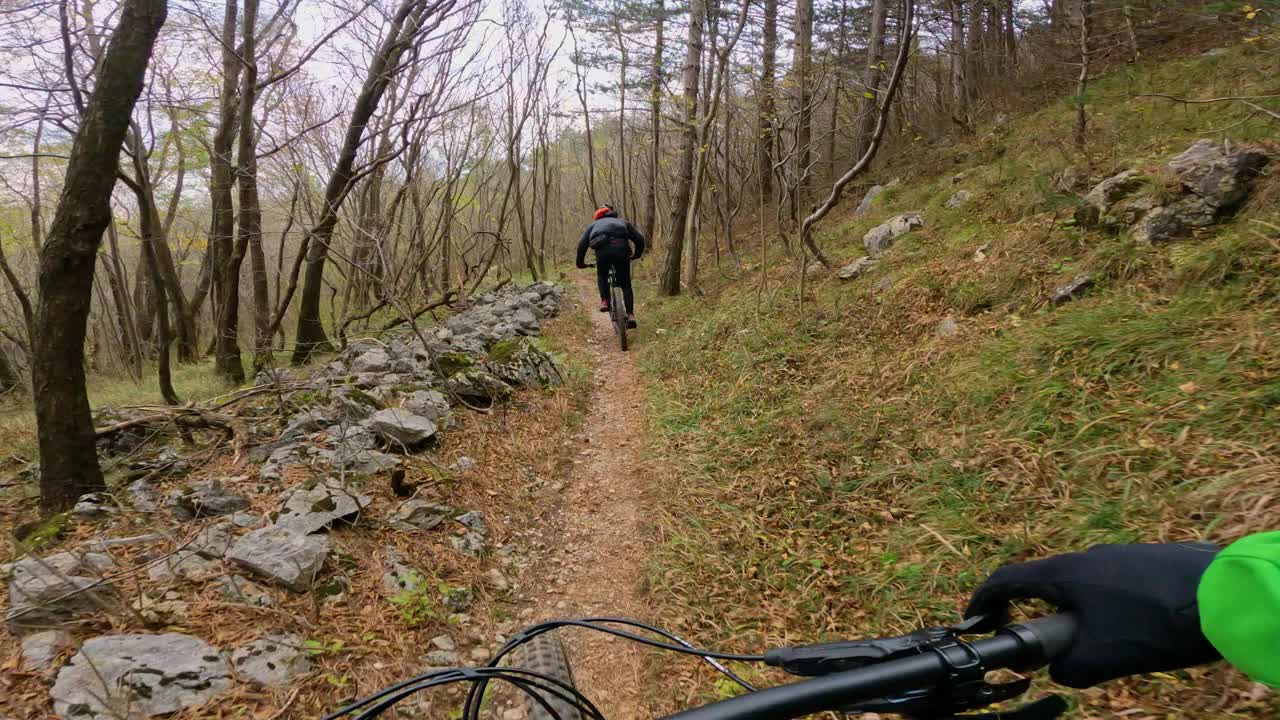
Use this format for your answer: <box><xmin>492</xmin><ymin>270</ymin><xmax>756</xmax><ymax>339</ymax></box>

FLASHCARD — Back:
<box><xmin>13</xmin><ymin>512</ymin><xmax>70</xmax><ymax>555</ymax></box>
<box><xmin>435</xmin><ymin>352</ymin><xmax>474</xmax><ymax>377</ymax></box>
<box><xmin>487</xmin><ymin>338</ymin><xmax>523</xmax><ymax>365</ymax></box>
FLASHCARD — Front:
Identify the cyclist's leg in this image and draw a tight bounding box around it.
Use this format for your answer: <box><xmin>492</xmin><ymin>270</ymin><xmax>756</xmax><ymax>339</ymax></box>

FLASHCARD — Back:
<box><xmin>615</xmin><ymin>254</ymin><xmax>634</xmax><ymax>315</ymax></box>
<box><xmin>595</xmin><ymin>255</ymin><xmax>610</xmax><ymax>310</ymax></box>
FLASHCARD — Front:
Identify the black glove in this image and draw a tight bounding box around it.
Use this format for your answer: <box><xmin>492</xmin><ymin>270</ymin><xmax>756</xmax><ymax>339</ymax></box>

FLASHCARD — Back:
<box><xmin>966</xmin><ymin>542</ymin><xmax>1222</xmax><ymax>689</ymax></box>
<box><xmin>631</xmin><ymin>251</ymin><xmax>642</xmax><ymax>261</ymax></box>
<box><xmin>576</xmin><ymin>262</ymin><xmax>587</xmax><ymax>269</ymax></box>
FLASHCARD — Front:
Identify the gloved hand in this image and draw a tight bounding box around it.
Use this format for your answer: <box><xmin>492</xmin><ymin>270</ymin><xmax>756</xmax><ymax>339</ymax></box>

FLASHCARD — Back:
<box><xmin>631</xmin><ymin>251</ymin><xmax>642</xmax><ymax>261</ymax></box>
<box><xmin>576</xmin><ymin>262</ymin><xmax>587</xmax><ymax>269</ymax></box>
<box><xmin>966</xmin><ymin>542</ymin><xmax>1222</xmax><ymax>688</ymax></box>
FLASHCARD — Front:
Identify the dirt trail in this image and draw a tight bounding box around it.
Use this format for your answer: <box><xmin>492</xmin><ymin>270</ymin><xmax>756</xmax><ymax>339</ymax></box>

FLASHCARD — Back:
<box><xmin>518</xmin><ymin>275</ymin><xmax>653</xmax><ymax>719</ymax></box>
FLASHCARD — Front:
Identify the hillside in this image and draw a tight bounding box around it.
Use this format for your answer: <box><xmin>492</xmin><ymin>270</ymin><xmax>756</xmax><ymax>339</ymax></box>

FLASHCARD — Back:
<box><xmin>634</xmin><ymin>39</ymin><xmax>1279</xmax><ymax>717</ymax></box>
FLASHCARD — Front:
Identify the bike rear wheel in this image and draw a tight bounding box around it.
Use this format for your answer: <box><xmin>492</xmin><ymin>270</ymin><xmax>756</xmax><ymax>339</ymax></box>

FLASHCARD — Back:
<box><xmin>611</xmin><ymin>285</ymin><xmax>628</xmax><ymax>352</ymax></box>
<box><xmin>509</xmin><ymin>634</ymin><xmax>583</xmax><ymax>720</ymax></box>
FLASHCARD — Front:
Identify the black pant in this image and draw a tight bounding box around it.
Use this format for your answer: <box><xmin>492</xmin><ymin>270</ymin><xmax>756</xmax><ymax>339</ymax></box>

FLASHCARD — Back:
<box><xmin>595</xmin><ymin>245</ymin><xmax>634</xmax><ymax>314</ymax></box>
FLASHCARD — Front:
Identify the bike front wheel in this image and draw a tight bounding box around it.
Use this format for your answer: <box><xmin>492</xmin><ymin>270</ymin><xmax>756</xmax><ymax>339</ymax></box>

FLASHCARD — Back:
<box><xmin>611</xmin><ymin>286</ymin><xmax>628</xmax><ymax>352</ymax></box>
<box><xmin>509</xmin><ymin>634</ymin><xmax>583</xmax><ymax>720</ymax></box>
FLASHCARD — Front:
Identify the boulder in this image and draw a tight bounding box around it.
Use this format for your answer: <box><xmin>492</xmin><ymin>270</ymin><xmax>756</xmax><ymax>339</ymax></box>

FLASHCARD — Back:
<box><xmin>442</xmin><ymin>586</ymin><xmax>473</xmax><ymax>612</ymax></box>
<box><xmin>226</xmin><ymin>525</ymin><xmax>330</xmax><ymax>591</ymax></box>
<box><xmin>368</xmin><ymin>408</ymin><xmax>438</xmax><ymax>448</ymax></box>
<box><xmin>382</xmin><ymin>549</ymin><xmax>426</xmax><ymax>595</ymax></box>
<box><xmin>1175</xmin><ymin>145</ymin><xmax>1269</xmax><ymax>212</ymax></box>
<box><xmin>125</xmin><ymin>478</ymin><xmax>161</xmax><ymax>512</ymax></box>
<box><xmin>1075</xmin><ymin>170</ymin><xmax>1147</xmax><ymax>227</ymax></box>
<box><xmin>281</xmin><ymin>409</ymin><xmax>333</xmax><ymax>441</ymax></box>
<box><xmin>454</xmin><ymin>511</ymin><xmax>487</xmax><ymax>534</ymax></box>
<box><xmin>21</xmin><ymin>629</ymin><xmax>74</xmax><ymax>671</ymax></box>
<box><xmin>1050</xmin><ymin>273</ymin><xmax>1094</xmax><ymax>304</ymax></box>
<box><xmin>390</xmin><ymin>500</ymin><xmax>453</xmax><ymax>531</ymax></box>
<box><xmin>275</xmin><ymin>478</ymin><xmax>372</xmax><ymax>533</ymax></box>
<box><xmin>450</xmin><ymin>531</ymin><xmax>485</xmax><ymax>558</ymax></box>
<box><xmin>836</xmin><ymin>256</ymin><xmax>878</xmax><ymax>280</ymax></box>
<box><xmin>872</xmin><ymin>276</ymin><xmax>895</xmax><ymax>293</ymax></box>
<box><xmin>945</xmin><ymin>190</ymin><xmax>973</xmax><ymax>209</ymax></box>
<box><xmin>50</xmin><ymin>633</ymin><xmax>232</xmax><ymax>720</ymax></box>
<box><xmin>254</xmin><ymin>368</ymin><xmax>291</xmax><ymax>385</ymax></box>
<box><xmin>855</xmin><ymin>180</ymin><xmax>898</xmax><ymax>215</ymax></box>
<box><xmin>230</xmin><ymin>632</ymin><xmax>313</xmax><ymax>687</ymax></box>
<box><xmin>423</xmin><ymin>649</ymin><xmax>459</xmax><ymax>666</ymax></box>
<box><xmin>863</xmin><ymin>213</ymin><xmax>924</xmax><ymax>255</ymax></box>
<box><xmin>167</xmin><ymin>478</ymin><xmax>248</xmax><ymax>521</ymax></box>
<box><xmin>332</xmin><ymin>386</ymin><xmax>382</xmax><ymax>421</ymax></box>
<box><xmin>4</xmin><ymin>550</ymin><xmax>117</xmax><ymax>631</ymax></box>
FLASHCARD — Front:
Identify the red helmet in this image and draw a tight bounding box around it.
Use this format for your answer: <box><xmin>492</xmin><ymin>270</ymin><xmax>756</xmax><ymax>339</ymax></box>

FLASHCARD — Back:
<box><xmin>592</xmin><ymin>204</ymin><xmax>613</xmax><ymax>221</ymax></box>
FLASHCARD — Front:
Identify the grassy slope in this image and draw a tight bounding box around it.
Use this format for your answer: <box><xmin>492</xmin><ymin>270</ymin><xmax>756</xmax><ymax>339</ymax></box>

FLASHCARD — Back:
<box><xmin>637</xmin><ymin>41</ymin><xmax>1279</xmax><ymax>717</ymax></box>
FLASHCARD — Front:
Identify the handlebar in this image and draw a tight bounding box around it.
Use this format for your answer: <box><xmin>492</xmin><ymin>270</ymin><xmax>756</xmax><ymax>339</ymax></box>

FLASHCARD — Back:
<box><xmin>660</xmin><ymin>614</ymin><xmax>1078</xmax><ymax>720</ymax></box>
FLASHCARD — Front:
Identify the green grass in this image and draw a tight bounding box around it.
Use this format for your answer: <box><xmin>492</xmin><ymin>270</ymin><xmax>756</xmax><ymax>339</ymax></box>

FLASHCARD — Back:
<box><xmin>636</xmin><ymin>40</ymin><xmax>1280</xmax><ymax>717</ymax></box>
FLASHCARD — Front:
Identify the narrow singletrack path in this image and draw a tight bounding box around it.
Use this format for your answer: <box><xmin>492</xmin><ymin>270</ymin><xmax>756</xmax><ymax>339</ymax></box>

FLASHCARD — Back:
<box><xmin>517</xmin><ymin>275</ymin><xmax>653</xmax><ymax>719</ymax></box>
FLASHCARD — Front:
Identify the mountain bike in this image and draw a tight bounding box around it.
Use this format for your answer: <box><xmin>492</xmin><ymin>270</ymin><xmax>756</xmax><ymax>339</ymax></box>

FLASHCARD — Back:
<box><xmin>584</xmin><ymin>264</ymin><xmax>628</xmax><ymax>352</ymax></box>
<box><xmin>322</xmin><ymin>613</ymin><xmax>1078</xmax><ymax>720</ymax></box>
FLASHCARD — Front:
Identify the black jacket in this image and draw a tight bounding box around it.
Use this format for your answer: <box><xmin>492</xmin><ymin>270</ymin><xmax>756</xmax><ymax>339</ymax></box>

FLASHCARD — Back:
<box><xmin>576</xmin><ymin>211</ymin><xmax>646</xmax><ymax>267</ymax></box>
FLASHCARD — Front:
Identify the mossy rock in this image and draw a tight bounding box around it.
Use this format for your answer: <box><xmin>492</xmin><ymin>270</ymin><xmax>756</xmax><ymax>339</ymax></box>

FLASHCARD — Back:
<box><xmin>14</xmin><ymin>512</ymin><xmax>70</xmax><ymax>554</ymax></box>
<box><xmin>487</xmin><ymin>338</ymin><xmax>524</xmax><ymax>364</ymax></box>
<box><xmin>435</xmin><ymin>352</ymin><xmax>475</xmax><ymax>377</ymax></box>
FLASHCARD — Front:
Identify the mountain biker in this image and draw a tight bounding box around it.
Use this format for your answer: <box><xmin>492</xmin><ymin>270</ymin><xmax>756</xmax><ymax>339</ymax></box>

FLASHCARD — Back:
<box><xmin>966</xmin><ymin>530</ymin><xmax>1280</xmax><ymax>690</ymax></box>
<box><xmin>576</xmin><ymin>204</ymin><xmax>645</xmax><ymax>329</ymax></box>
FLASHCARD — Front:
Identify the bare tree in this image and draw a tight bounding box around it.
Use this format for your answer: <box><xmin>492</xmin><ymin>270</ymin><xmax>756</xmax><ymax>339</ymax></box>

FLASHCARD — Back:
<box><xmin>657</xmin><ymin>0</ymin><xmax>705</xmax><ymax>296</ymax></box>
<box><xmin>33</xmin><ymin>0</ymin><xmax>168</xmax><ymax>512</ymax></box>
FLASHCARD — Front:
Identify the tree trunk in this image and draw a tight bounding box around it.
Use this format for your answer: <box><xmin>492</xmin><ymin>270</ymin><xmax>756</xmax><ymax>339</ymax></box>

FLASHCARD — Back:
<box><xmin>238</xmin><ymin>0</ymin><xmax>268</xmax><ymax>377</ymax></box>
<box><xmin>1074</xmin><ymin>0</ymin><xmax>1093</xmax><ymax>149</ymax></box>
<box><xmin>794</xmin><ymin>0</ymin><xmax>814</xmax><ymax>210</ymax></box>
<box><xmin>211</xmin><ymin>0</ymin><xmax>243</xmax><ymax>381</ymax></box>
<box><xmin>950</xmin><ymin>0</ymin><xmax>968</xmax><ymax>129</ymax></box>
<box><xmin>657</xmin><ymin>0</ymin><xmax>704</xmax><ymax>296</ymax></box>
<box><xmin>853</xmin><ymin>0</ymin><xmax>887</xmax><ymax>160</ymax></box>
<box><xmin>293</xmin><ymin>0</ymin><xmax>432</xmax><ymax>365</ymax></box>
<box><xmin>758</xmin><ymin>0</ymin><xmax>776</xmax><ymax>204</ymax></box>
<box><xmin>643</xmin><ymin>0</ymin><xmax>664</xmax><ymax>243</ymax></box>
<box><xmin>33</xmin><ymin>0</ymin><xmax>167</xmax><ymax>512</ymax></box>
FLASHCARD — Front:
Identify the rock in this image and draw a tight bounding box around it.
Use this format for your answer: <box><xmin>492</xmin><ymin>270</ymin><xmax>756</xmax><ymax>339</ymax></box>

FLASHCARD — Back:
<box><xmin>316</xmin><ymin>574</ymin><xmax>352</xmax><ymax>604</ymax></box>
<box><xmin>281</xmin><ymin>409</ymin><xmax>333</xmax><ymax>441</ymax></box>
<box><xmin>332</xmin><ymin>386</ymin><xmax>382</xmax><ymax>422</ymax></box>
<box><xmin>485</xmin><ymin>568</ymin><xmax>511</xmax><ymax>593</ymax></box>
<box><xmin>806</xmin><ymin>260</ymin><xmax>828</xmax><ymax>276</ymax></box>
<box><xmin>21</xmin><ymin>629</ymin><xmax>74</xmax><ymax>670</ymax></box>
<box><xmin>452</xmin><ymin>456</ymin><xmax>475</xmax><ymax>473</ymax></box>
<box><xmin>323</xmin><ymin>446</ymin><xmax>399</xmax><ymax>476</ymax></box>
<box><xmin>422</xmin><ymin>650</ymin><xmax>458</xmax><ymax>666</ymax></box>
<box><xmin>973</xmin><ymin>243</ymin><xmax>990</xmax><ymax>263</ymax></box>
<box><xmin>1167</xmin><ymin>139</ymin><xmax>1224</xmax><ymax>174</ymax></box>
<box><xmin>855</xmin><ymin>179</ymin><xmax>898</xmax><ymax>215</ymax></box>
<box><xmin>71</xmin><ymin>493</ymin><xmax>118</xmax><ymax>521</ymax></box>
<box><xmin>147</xmin><ymin>550</ymin><xmax>221</xmax><ymax>582</ymax></box>
<box><xmin>167</xmin><ymin>478</ymin><xmax>249</xmax><ymax>521</ymax></box>
<box><xmin>260</xmin><ymin>443</ymin><xmax>307</xmax><ymax>482</ymax></box>
<box><xmin>351</xmin><ymin>347</ymin><xmax>392</xmax><ymax>374</ymax></box>
<box><xmin>945</xmin><ymin>190</ymin><xmax>973</xmax><ymax>209</ymax></box>
<box><xmin>455</xmin><ymin>511</ymin><xmax>487</xmax><ymax>534</ymax></box>
<box><xmin>863</xmin><ymin>212</ymin><xmax>924</xmax><ymax>255</ymax></box>
<box><xmin>441</xmin><ymin>586</ymin><xmax>473</xmax><ymax>612</ymax></box>
<box><xmin>4</xmin><ymin>550</ymin><xmax>117</xmax><ymax>631</ymax></box>
<box><xmin>226</xmin><ymin>525</ymin><xmax>330</xmax><ymax>591</ymax></box>
<box><xmin>1175</xmin><ymin>145</ymin><xmax>1269</xmax><ymax>212</ymax></box>
<box><xmin>368</xmin><ymin>408</ymin><xmax>439</xmax><ymax>448</ymax></box>
<box><xmin>1076</xmin><ymin>170</ymin><xmax>1146</xmax><ymax>227</ymax></box>
<box><xmin>1050</xmin><ymin>273</ymin><xmax>1094</xmax><ymax>304</ymax></box>
<box><xmin>430</xmin><ymin>634</ymin><xmax>457</xmax><ymax>651</ymax></box>
<box><xmin>1201</xmin><ymin>47</ymin><xmax>1228</xmax><ymax>57</ymax></box>
<box><xmin>872</xmin><ymin>276</ymin><xmax>895</xmax><ymax>293</ymax></box>
<box><xmin>936</xmin><ymin>317</ymin><xmax>959</xmax><ymax>338</ymax></box>
<box><xmin>50</xmin><ymin>633</ymin><xmax>232</xmax><ymax>720</ymax></box>
<box><xmin>229</xmin><ymin>512</ymin><xmax>260</xmax><ymax>528</ymax></box>
<box><xmin>189</xmin><ymin>522</ymin><xmax>235</xmax><ymax>559</ymax></box>
<box><xmin>445</xmin><ymin>371</ymin><xmax>513</xmax><ymax>403</ymax></box>
<box><xmin>80</xmin><ymin>534</ymin><xmax>167</xmax><ymax>551</ymax></box>
<box><xmin>402</xmin><ymin>390</ymin><xmax>452</xmax><ymax>426</ymax></box>
<box><xmin>218</xmin><ymin>575</ymin><xmax>275</xmax><ymax>607</ymax></box>
<box><xmin>390</xmin><ymin>500</ymin><xmax>452</xmax><ymax>531</ymax></box>
<box><xmin>382</xmin><ymin>548</ymin><xmax>426</xmax><ymax>595</ymax></box>
<box><xmin>836</xmin><ymin>256</ymin><xmax>878</xmax><ymax>280</ymax></box>
<box><xmin>486</xmin><ymin>339</ymin><xmax>562</xmax><ymax>390</ymax></box>
<box><xmin>276</xmin><ymin>478</ymin><xmax>371</xmax><ymax>533</ymax></box>
<box><xmin>254</xmin><ymin>368</ymin><xmax>291</xmax><ymax>385</ymax></box>
<box><xmin>469</xmin><ymin>647</ymin><xmax>491</xmax><ymax>663</ymax></box>
<box><xmin>125</xmin><ymin>479</ymin><xmax>161</xmax><ymax>512</ymax></box>
<box><xmin>450</xmin><ymin>532</ymin><xmax>485</xmax><ymax>558</ymax></box>
<box><xmin>231</xmin><ymin>632</ymin><xmax>312</xmax><ymax>687</ymax></box>
<box><xmin>125</xmin><ymin>447</ymin><xmax>192</xmax><ymax>480</ymax></box>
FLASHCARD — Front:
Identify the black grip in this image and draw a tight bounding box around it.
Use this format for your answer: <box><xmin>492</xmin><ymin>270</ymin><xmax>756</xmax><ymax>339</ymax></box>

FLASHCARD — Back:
<box><xmin>1007</xmin><ymin>614</ymin><xmax>1078</xmax><ymax>665</ymax></box>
